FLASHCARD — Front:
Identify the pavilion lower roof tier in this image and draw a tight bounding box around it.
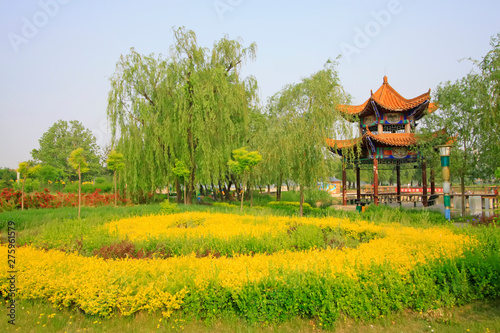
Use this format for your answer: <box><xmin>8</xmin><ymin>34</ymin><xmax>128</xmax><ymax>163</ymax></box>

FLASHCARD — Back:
<box><xmin>337</xmin><ymin>76</ymin><xmax>438</xmax><ymax>120</ymax></box>
<box><xmin>327</xmin><ymin>132</ymin><xmax>416</xmax><ymax>149</ymax></box>
<box><xmin>326</xmin><ymin>132</ymin><xmax>417</xmax><ymax>158</ymax></box>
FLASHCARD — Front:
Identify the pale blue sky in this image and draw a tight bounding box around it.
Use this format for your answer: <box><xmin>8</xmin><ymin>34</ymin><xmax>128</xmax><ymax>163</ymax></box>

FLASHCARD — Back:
<box><xmin>1</xmin><ymin>0</ymin><xmax>499</xmax><ymax>168</ymax></box>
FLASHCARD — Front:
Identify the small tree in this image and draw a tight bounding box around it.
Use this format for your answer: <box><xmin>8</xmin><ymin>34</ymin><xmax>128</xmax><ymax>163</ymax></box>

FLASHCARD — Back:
<box><xmin>36</xmin><ymin>165</ymin><xmax>61</xmax><ymax>191</ymax></box>
<box><xmin>17</xmin><ymin>161</ymin><xmax>40</xmax><ymax>210</ymax></box>
<box><xmin>68</xmin><ymin>148</ymin><xmax>89</xmax><ymax>219</ymax></box>
<box><xmin>172</xmin><ymin>160</ymin><xmax>190</xmax><ymax>204</ymax></box>
<box><xmin>107</xmin><ymin>150</ymin><xmax>125</xmax><ymax>207</ymax></box>
<box><xmin>228</xmin><ymin>147</ymin><xmax>262</xmax><ymax>211</ymax></box>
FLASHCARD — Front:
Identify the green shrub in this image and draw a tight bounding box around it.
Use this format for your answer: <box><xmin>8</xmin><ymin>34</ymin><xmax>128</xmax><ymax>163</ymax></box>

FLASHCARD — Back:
<box><xmin>213</xmin><ymin>202</ymin><xmax>237</xmax><ymax>208</ymax></box>
<box><xmin>63</xmin><ymin>181</ymin><xmax>113</xmax><ymax>193</ymax></box>
<box><xmin>304</xmin><ymin>189</ymin><xmax>336</xmax><ymax>208</ymax></box>
<box><xmin>266</xmin><ymin>201</ymin><xmax>312</xmax><ymax>215</ymax></box>
<box><xmin>160</xmin><ymin>200</ymin><xmax>180</xmax><ymax>214</ymax></box>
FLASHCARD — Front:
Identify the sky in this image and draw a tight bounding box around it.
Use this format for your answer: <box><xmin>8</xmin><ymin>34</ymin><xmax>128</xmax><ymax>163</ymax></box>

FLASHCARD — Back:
<box><xmin>1</xmin><ymin>0</ymin><xmax>499</xmax><ymax>169</ymax></box>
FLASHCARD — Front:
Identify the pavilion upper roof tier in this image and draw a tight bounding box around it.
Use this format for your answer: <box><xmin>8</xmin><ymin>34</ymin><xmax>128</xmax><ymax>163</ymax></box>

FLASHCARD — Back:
<box><xmin>337</xmin><ymin>76</ymin><xmax>438</xmax><ymax>119</ymax></box>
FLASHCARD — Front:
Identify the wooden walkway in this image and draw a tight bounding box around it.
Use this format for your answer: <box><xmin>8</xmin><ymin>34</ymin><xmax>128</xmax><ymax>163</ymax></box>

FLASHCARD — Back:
<box><xmin>345</xmin><ymin>192</ymin><xmax>498</xmax><ymax>209</ymax></box>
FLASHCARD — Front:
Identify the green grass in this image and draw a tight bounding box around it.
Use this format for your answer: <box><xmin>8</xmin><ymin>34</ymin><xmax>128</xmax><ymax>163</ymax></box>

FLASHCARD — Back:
<box><xmin>2</xmin><ymin>298</ymin><xmax>499</xmax><ymax>332</ymax></box>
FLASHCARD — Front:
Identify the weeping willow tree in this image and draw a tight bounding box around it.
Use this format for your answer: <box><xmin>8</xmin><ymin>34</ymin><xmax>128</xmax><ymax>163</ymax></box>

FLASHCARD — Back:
<box><xmin>107</xmin><ymin>27</ymin><xmax>258</xmax><ymax>203</ymax></box>
<box><xmin>261</xmin><ymin>60</ymin><xmax>356</xmax><ymax>215</ymax></box>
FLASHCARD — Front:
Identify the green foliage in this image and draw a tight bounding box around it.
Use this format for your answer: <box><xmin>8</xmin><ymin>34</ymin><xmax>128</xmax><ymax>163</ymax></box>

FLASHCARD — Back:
<box><xmin>62</xmin><ymin>181</ymin><xmax>113</xmax><ymax>193</ymax></box>
<box><xmin>0</xmin><ymin>167</ymin><xmax>17</xmax><ymax>189</ymax></box>
<box><xmin>17</xmin><ymin>161</ymin><xmax>41</xmax><ymax>178</ymax></box>
<box><xmin>35</xmin><ymin>164</ymin><xmax>62</xmax><ymax>185</ymax></box>
<box><xmin>106</xmin><ymin>150</ymin><xmax>125</xmax><ymax>172</ymax></box>
<box><xmin>31</xmin><ymin>120</ymin><xmax>101</xmax><ymax>178</ymax></box>
<box><xmin>267</xmin><ymin>201</ymin><xmax>313</xmax><ymax>214</ymax></box>
<box><xmin>159</xmin><ymin>200</ymin><xmax>180</xmax><ymax>214</ymax></box>
<box><xmin>13</xmin><ymin>178</ymin><xmax>41</xmax><ymax>193</ymax></box>
<box><xmin>259</xmin><ymin>60</ymin><xmax>354</xmax><ymax>191</ymax></box>
<box><xmin>107</xmin><ymin>27</ymin><xmax>259</xmax><ymax>203</ymax></box>
<box><xmin>68</xmin><ymin>148</ymin><xmax>89</xmax><ymax>173</ymax></box>
<box><xmin>228</xmin><ymin>148</ymin><xmax>262</xmax><ymax>175</ymax></box>
<box><xmin>171</xmin><ymin>160</ymin><xmax>190</xmax><ymax>180</ymax></box>
<box><xmin>212</xmin><ymin>202</ymin><xmax>238</xmax><ymax>208</ymax></box>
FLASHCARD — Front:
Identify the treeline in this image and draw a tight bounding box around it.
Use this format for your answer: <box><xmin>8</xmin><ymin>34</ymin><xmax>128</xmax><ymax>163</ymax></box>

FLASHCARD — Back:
<box><xmin>9</xmin><ymin>28</ymin><xmax>500</xmax><ymax>207</ymax></box>
<box><xmin>107</xmin><ymin>27</ymin><xmax>356</xmax><ymax>205</ymax></box>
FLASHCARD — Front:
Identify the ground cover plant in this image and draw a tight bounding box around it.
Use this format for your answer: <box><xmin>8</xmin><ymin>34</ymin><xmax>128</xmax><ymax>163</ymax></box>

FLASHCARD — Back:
<box><xmin>0</xmin><ymin>188</ymin><xmax>129</xmax><ymax>212</ymax></box>
<box><xmin>1</xmin><ymin>205</ymin><xmax>499</xmax><ymax>332</ymax></box>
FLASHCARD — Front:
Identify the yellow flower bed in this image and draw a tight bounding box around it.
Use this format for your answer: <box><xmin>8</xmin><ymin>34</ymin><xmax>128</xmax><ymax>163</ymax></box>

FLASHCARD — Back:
<box><xmin>1</xmin><ymin>213</ymin><xmax>474</xmax><ymax>317</ymax></box>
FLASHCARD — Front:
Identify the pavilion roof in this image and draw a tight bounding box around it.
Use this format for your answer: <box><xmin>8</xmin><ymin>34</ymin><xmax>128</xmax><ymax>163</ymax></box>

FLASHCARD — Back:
<box><xmin>326</xmin><ymin>130</ymin><xmax>417</xmax><ymax>156</ymax></box>
<box><xmin>337</xmin><ymin>76</ymin><xmax>437</xmax><ymax>119</ymax></box>
<box><xmin>365</xmin><ymin>130</ymin><xmax>417</xmax><ymax>147</ymax></box>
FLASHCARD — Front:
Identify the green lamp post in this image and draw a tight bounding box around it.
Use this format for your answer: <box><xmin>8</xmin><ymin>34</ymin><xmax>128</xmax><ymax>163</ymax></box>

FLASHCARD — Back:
<box><xmin>437</xmin><ymin>144</ymin><xmax>452</xmax><ymax>220</ymax></box>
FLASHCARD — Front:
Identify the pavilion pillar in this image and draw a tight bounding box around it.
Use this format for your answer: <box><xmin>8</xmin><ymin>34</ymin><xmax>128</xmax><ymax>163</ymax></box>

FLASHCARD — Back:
<box><xmin>373</xmin><ymin>156</ymin><xmax>379</xmax><ymax>206</ymax></box>
<box><xmin>342</xmin><ymin>160</ymin><xmax>347</xmax><ymax>206</ymax></box>
<box><xmin>430</xmin><ymin>169</ymin><xmax>435</xmax><ymax>195</ymax></box>
<box><xmin>422</xmin><ymin>159</ymin><xmax>428</xmax><ymax>207</ymax></box>
<box><xmin>396</xmin><ymin>165</ymin><xmax>401</xmax><ymax>206</ymax></box>
<box><xmin>356</xmin><ymin>166</ymin><xmax>361</xmax><ymax>202</ymax></box>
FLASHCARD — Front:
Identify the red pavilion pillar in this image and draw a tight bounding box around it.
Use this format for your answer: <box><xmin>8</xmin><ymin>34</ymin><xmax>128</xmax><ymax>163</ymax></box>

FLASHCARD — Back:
<box><xmin>396</xmin><ymin>164</ymin><xmax>401</xmax><ymax>206</ymax></box>
<box><xmin>356</xmin><ymin>165</ymin><xmax>361</xmax><ymax>202</ymax></box>
<box><xmin>342</xmin><ymin>160</ymin><xmax>347</xmax><ymax>206</ymax></box>
<box><xmin>422</xmin><ymin>159</ymin><xmax>428</xmax><ymax>207</ymax></box>
<box><xmin>430</xmin><ymin>169</ymin><xmax>435</xmax><ymax>195</ymax></box>
<box><xmin>373</xmin><ymin>155</ymin><xmax>379</xmax><ymax>206</ymax></box>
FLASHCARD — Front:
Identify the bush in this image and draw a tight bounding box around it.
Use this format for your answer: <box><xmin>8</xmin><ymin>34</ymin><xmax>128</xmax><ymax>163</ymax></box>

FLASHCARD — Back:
<box><xmin>160</xmin><ymin>200</ymin><xmax>180</xmax><ymax>214</ymax></box>
<box><xmin>63</xmin><ymin>181</ymin><xmax>113</xmax><ymax>193</ymax></box>
<box><xmin>250</xmin><ymin>191</ymin><xmax>274</xmax><ymax>206</ymax></box>
<box><xmin>213</xmin><ymin>202</ymin><xmax>237</xmax><ymax>209</ymax></box>
<box><xmin>304</xmin><ymin>189</ymin><xmax>336</xmax><ymax>208</ymax></box>
<box><xmin>267</xmin><ymin>201</ymin><xmax>312</xmax><ymax>215</ymax></box>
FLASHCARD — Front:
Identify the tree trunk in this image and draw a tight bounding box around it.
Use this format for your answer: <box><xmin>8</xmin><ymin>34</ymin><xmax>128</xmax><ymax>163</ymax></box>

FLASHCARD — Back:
<box><xmin>235</xmin><ymin>182</ymin><xmax>241</xmax><ymax>200</ymax></box>
<box><xmin>277</xmin><ymin>174</ymin><xmax>283</xmax><ymax>201</ymax></box>
<box><xmin>114</xmin><ymin>170</ymin><xmax>117</xmax><ymax>207</ymax></box>
<box><xmin>211</xmin><ymin>181</ymin><xmax>217</xmax><ymax>201</ymax></box>
<box><xmin>218</xmin><ymin>181</ymin><xmax>224</xmax><ymax>201</ymax></box>
<box><xmin>240</xmin><ymin>175</ymin><xmax>246</xmax><ymax>211</ymax></box>
<box><xmin>184</xmin><ymin>179</ymin><xmax>187</xmax><ymax>205</ymax></box>
<box><xmin>21</xmin><ymin>177</ymin><xmax>26</xmax><ymax>211</ymax></box>
<box><xmin>176</xmin><ymin>179</ymin><xmax>182</xmax><ymax>204</ymax></box>
<box><xmin>267</xmin><ymin>184</ymin><xmax>270</xmax><ymax>194</ymax></box>
<box><xmin>186</xmin><ymin>171</ymin><xmax>195</xmax><ymax>205</ymax></box>
<box><xmin>250</xmin><ymin>183</ymin><xmax>254</xmax><ymax>207</ymax></box>
<box><xmin>299</xmin><ymin>184</ymin><xmax>304</xmax><ymax>217</ymax></box>
<box><xmin>78</xmin><ymin>166</ymin><xmax>81</xmax><ymax>219</ymax></box>
<box><xmin>461</xmin><ymin>176</ymin><xmax>466</xmax><ymax>218</ymax></box>
<box><xmin>225</xmin><ymin>181</ymin><xmax>233</xmax><ymax>201</ymax></box>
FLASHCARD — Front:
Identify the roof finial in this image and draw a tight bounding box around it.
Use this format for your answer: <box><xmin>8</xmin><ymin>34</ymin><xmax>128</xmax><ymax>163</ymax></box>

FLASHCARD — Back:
<box><xmin>383</xmin><ymin>76</ymin><xmax>388</xmax><ymax>84</ymax></box>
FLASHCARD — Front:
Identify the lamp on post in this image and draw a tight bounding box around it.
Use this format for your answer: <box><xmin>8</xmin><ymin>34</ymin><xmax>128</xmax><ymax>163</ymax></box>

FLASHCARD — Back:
<box><xmin>437</xmin><ymin>144</ymin><xmax>452</xmax><ymax>220</ymax></box>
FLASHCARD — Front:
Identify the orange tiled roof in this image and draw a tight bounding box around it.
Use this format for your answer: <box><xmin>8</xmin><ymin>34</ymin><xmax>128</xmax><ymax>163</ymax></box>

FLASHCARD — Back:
<box><xmin>326</xmin><ymin>131</ymin><xmax>416</xmax><ymax>151</ymax></box>
<box><xmin>337</xmin><ymin>76</ymin><xmax>433</xmax><ymax>117</ymax></box>
<box><xmin>365</xmin><ymin>130</ymin><xmax>417</xmax><ymax>147</ymax></box>
<box><xmin>325</xmin><ymin>138</ymin><xmax>361</xmax><ymax>150</ymax></box>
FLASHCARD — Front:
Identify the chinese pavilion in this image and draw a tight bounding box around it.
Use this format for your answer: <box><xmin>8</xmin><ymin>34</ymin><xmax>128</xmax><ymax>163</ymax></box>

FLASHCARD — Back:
<box><xmin>327</xmin><ymin>76</ymin><xmax>438</xmax><ymax>206</ymax></box>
